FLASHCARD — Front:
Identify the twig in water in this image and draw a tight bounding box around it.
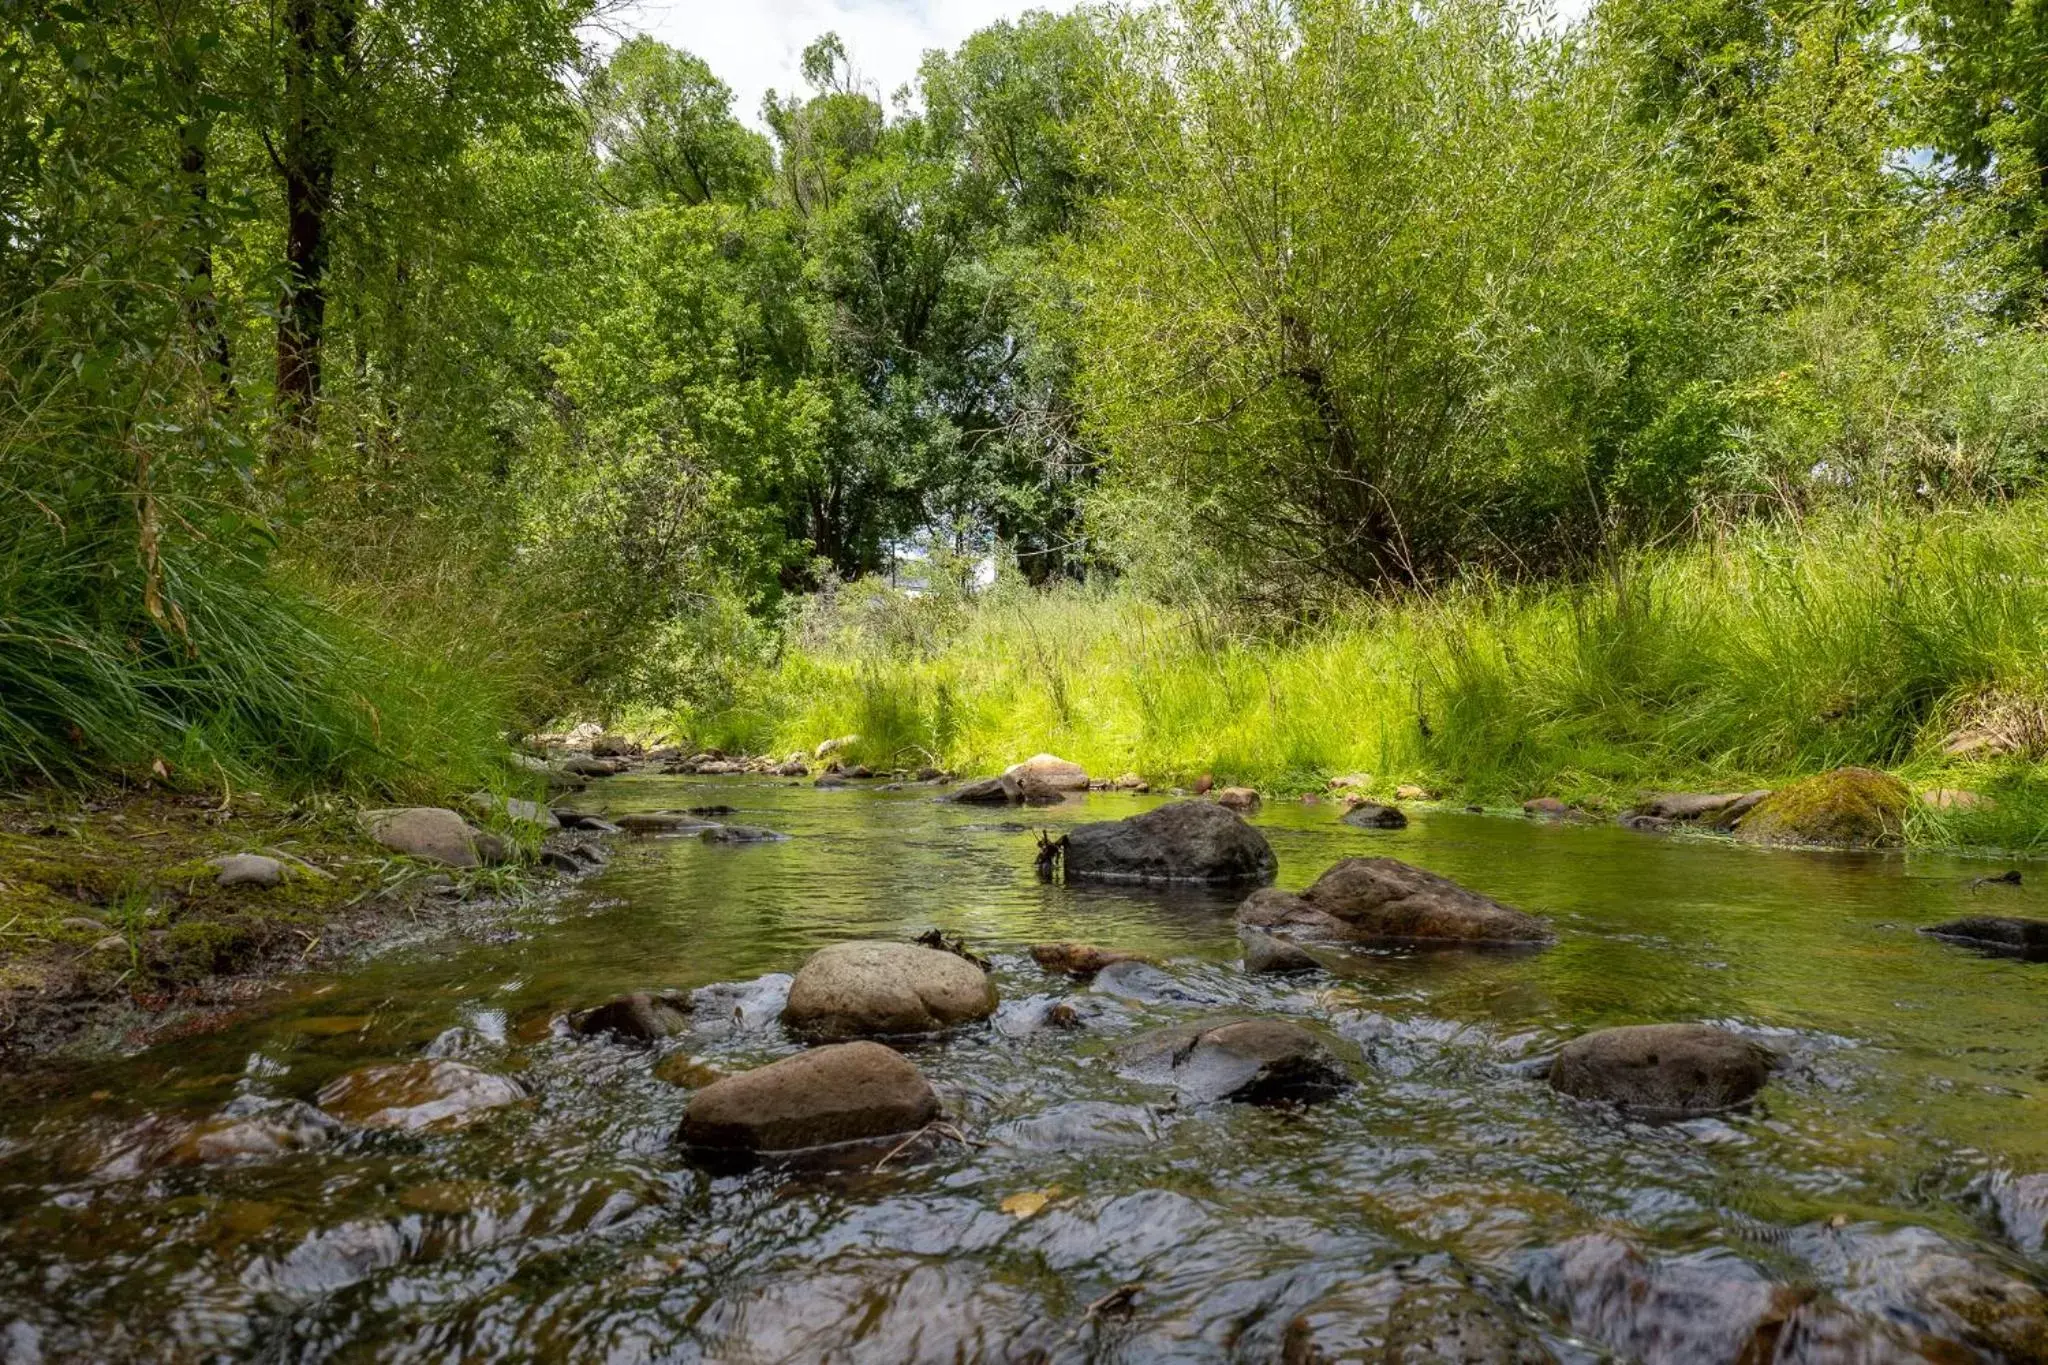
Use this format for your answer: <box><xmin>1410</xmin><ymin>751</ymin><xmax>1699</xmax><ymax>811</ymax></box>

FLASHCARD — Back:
<box><xmin>871</xmin><ymin>1121</ymin><xmax>978</xmax><ymax>1172</ymax></box>
<box><xmin>1086</xmin><ymin>1282</ymin><xmax>1141</xmax><ymax>1319</ymax></box>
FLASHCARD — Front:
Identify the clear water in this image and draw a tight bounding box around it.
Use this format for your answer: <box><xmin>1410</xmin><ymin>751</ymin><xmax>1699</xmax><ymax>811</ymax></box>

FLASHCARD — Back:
<box><xmin>2</xmin><ymin>778</ymin><xmax>2046</xmax><ymax>1361</ymax></box>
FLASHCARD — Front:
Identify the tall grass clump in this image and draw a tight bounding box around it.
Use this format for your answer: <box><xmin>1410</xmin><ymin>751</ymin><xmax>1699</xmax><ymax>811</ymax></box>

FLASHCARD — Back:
<box><xmin>711</xmin><ymin>504</ymin><xmax>2048</xmax><ymax>842</ymax></box>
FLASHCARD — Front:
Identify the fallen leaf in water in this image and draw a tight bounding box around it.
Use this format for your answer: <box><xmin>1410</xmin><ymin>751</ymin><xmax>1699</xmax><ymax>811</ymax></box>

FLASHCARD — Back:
<box><xmin>1001</xmin><ymin>1187</ymin><xmax>1059</xmax><ymax>1219</ymax></box>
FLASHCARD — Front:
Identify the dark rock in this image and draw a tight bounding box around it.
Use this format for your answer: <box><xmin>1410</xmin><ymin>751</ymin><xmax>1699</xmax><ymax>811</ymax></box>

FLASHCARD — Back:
<box><xmin>1117</xmin><ymin>1017</ymin><xmax>1352</xmax><ymax>1105</ymax></box>
<box><xmin>1737</xmin><ymin>767</ymin><xmax>1910</xmax><ymax>848</ymax></box>
<box><xmin>1548</xmin><ymin>1023</ymin><xmax>1774</xmax><ymax>1117</ymax></box>
<box><xmin>315</xmin><ymin>1060</ymin><xmax>523</xmax><ymax>1131</ymax></box>
<box><xmin>1973</xmin><ymin>869</ymin><xmax>2023</xmax><ymax>888</ymax></box>
<box><xmin>613</xmin><ymin>811</ymin><xmax>713</xmax><ymax>834</ymax></box>
<box><xmin>1342</xmin><ymin>802</ymin><xmax>1408</xmax><ymax>830</ymax></box>
<box><xmin>549</xmin><ymin>809</ymin><xmax>619</xmax><ymax>832</ymax></box>
<box><xmin>569</xmin><ymin>992</ymin><xmax>690</xmax><ymax>1042</ymax></box>
<box><xmin>814</xmin><ymin>774</ymin><xmax>851</xmax><ymax>788</ymax></box>
<box><xmin>677</xmin><ymin>1041</ymin><xmax>940</xmax><ymax>1155</ymax></box>
<box><xmin>1062</xmin><ymin>799</ymin><xmax>1277</xmax><ymax>884</ymax></box>
<box><xmin>1237</xmin><ymin>858</ymin><xmax>1551</xmax><ymax>948</ymax></box>
<box><xmin>1922</xmin><ymin>915</ymin><xmax>2048</xmax><ymax>960</ymax></box>
<box><xmin>699</xmin><ymin>825</ymin><xmax>786</xmax><ymax>843</ymax></box>
<box><xmin>949</xmin><ymin>775</ymin><xmax>1021</xmax><ymax>804</ymax></box>
<box><xmin>1029</xmin><ymin>942</ymin><xmax>1146</xmax><ymax>977</ymax></box>
<box><xmin>782</xmin><ymin>940</ymin><xmax>998</xmax><ymax>1039</ymax></box>
<box><xmin>1242</xmin><ymin>930</ymin><xmax>1319</xmax><ymax>975</ymax></box>
<box><xmin>589</xmin><ymin>735</ymin><xmax>640</xmax><ymax>758</ymax></box>
<box><xmin>1619</xmin><ymin>813</ymin><xmax>1674</xmax><ymax>834</ymax></box>
<box><xmin>559</xmin><ymin>755</ymin><xmax>627</xmax><ymax>777</ymax></box>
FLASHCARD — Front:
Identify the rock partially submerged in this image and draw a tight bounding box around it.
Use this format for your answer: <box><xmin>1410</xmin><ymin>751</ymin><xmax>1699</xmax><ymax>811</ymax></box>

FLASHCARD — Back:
<box><xmin>782</xmin><ymin>940</ymin><xmax>997</xmax><ymax>1039</ymax></box>
<box><xmin>1922</xmin><ymin>915</ymin><xmax>2048</xmax><ymax>960</ymax></box>
<box><xmin>1213</xmin><ymin>786</ymin><xmax>1261</xmax><ymax>813</ymax></box>
<box><xmin>1237</xmin><ymin>858</ymin><xmax>1551</xmax><ymax>948</ymax></box>
<box><xmin>1341</xmin><ymin>802</ymin><xmax>1408</xmax><ymax>830</ymax></box>
<box><xmin>677</xmin><ymin>1041</ymin><xmax>939</xmax><ymax>1156</ymax></box>
<box><xmin>1117</xmin><ymin>1018</ymin><xmax>1352</xmax><ymax>1105</ymax></box>
<box><xmin>569</xmin><ymin>992</ymin><xmax>691</xmax><ymax>1042</ymax></box>
<box><xmin>1029</xmin><ymin>942</ymin><xmax>1146</xmax><ymax>978</ymax></box>
<box><xmin>613</xmin><ymin>811</ymin><xmax>715</xmax><ymax>835</ymax></box>
<box><xmin>1241</xmin><ymin>930</ymin><xmax>1319</xmax><ymax>975</ymax></box>
<box><xmin>315</xmin><ymin>1060</ymin><xmax>524</xmax><ymax>1131</ymax></box>
<box><xmin>1736</xmin><ymin>767</ymin><xmax>1910</xmax><ymax>848</ymax></box>
<box><xmin>1061</xmin><ymin>800</ymin><xmax>1277</xmax><ymax>884</ymax></box>
<box><xmin>699</xmin><ymin>824</ymin><xmax>786</xmax><ymax>843</ymax></box>
<box><xmin>359</xmin><ymin>807</ymin><xmax>506</xmax><ymax>868</ymax></box>
<box><xmin>1284</xmin><ymin>1257</ymin><xmax>1554</xmax><ymax>1364</ymax></box>
<box><xmin>1548</xmin><ymin>1023</ymin><xmax>1774</xmax><ymax>1118</ymax></box>
<box><xmin>1004</xmin><ymin>753</ymin><xmax>1090</xmax><ymax>794</ymax></box>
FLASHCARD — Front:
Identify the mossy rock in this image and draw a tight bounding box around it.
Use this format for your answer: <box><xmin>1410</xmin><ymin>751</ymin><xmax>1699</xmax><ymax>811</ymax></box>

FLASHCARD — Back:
<box><xmin>1736</xmin><ymin>767</ymin><xmax>1910</xmax><ymax>849</ymax></box>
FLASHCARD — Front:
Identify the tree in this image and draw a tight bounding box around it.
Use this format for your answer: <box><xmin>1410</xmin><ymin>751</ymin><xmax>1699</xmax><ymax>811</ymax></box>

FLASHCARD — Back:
<box><xmin>585</xmin><ymin>36</ymin><xmax>769</xmax><ymax>207</ymax></box>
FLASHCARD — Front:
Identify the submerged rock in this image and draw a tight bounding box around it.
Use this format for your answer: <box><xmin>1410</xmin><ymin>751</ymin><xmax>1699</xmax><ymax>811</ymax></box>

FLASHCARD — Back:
<box><xmin>1061</xmin><ymin>800</ymin><xmax>1277</xmax><ymax>884</ymax></box>
<box><xmin>613</xmin><ymin>811</ymin><xmax>714</xmax><ymax>834</ymax></box>
<box><xmin>1548</xmin><ymin>1023</ymin><xmax>1774</xmax><ymax>1118</ymax></box>
<box><xmin>1284</xmin><ymin>1256</ymin><xmax>1555</xmax><ymax>1364</ymax></box>
<box><xmin>1029</xmin><ymin>942</ymin><xmax>1146</xmax><ymax>978</ymax></box>
<box><xmin>359</xmin><ymin>807</ymin><xmax>503</xmax><ymax>868</ymax></box>
<box><xmin>782</xmin><ymin>940</ymin><xmax>997</xmax><ymax>1039</ymax></box>
<box><xmin>950</xmin><ymin>775</ymin><xmax>1022</xmax><ymax>804</ymax></box>
<box><xmin>569</xmin><ymin>992</ymin><xmax>691</xmax><ymax>1042</ymax></box>
<box><xmin>1521</xmin><ymin>1235</ymin><xmax>1808</xmax><ymax>1364</ymax></box>
<box><xmin>1237</xmin><ymin>858</ymin><xmax>1551</xmax><ymax>948</ymax></box>
<box><xmin>1341</xmin><ymin>802</ymin><xmax>1408</xmax><ymax>830</ymax></box>
<box><xmin>1736</xmin><ymin>767</ymin><xmax>1910</xmax><ymax>848</ymax></box>
<box><xmin>315</xmin><ymin>1060</ymin><xmax>523</xmax><ymax>1131</ymax></box>
<box><xmin>1089</xmin><ymin>958</ymin><xmax>1224</xmax><ymax>1006</ymax></box>
<box><xmin>1117</xmin><ymin>1017</ymin><xmax>1352</xmax><ymax>1105</ymax></box>
<box><xmin>677</xmin><ymin>1040</ymin><xmax>939</xmax><ymax>1155</ymax></box>
<box><xmin>699</xmin><ymin>824</ymin><xmax>786</xmax><ymax>843</ymax></box>
<box><xmin>1241</xmin><ymin>930</ymin><xmax>1320</xmax><ymax>975</ymax></box>
<box><xmin>1921</xmin><ymin>915</ymin><xmax>2048</xmax><ymax>960</ymax></box>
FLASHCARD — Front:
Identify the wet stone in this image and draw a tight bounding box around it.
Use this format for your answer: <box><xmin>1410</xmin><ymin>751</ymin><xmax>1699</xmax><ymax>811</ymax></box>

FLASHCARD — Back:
<box><xmin>1520</xmin><ymin>1234</ymin><xmax>1807</xmax><ymax>1363</ymax></box>
<box><xmin>781</xmin><ymin>940</ymin><xmax>997</xmax><ymax>1040</ymax></box>
<box><xmin>1341</xmin><ymin>802</ymin><xmax>1408</xmax><ymax>830</ymax></box>
<box><xmin>1242</xmin><ymin>930</ymin><xmax>1320</xmax><ymax>975</ymax></box>
<box><xmin>568</xmin><ymin>992</ymin><xmax>690</xmax><ymax>1043</ymax></box>
<box><xmin>1284</xmin><ymin>1256</ymin><xmax>1556</xmax><ymax>1364</ymax></box>
<box><xmin>688</xmin><ymin>973</ymin><xmax>793</xmax><ymax>1035</ymax></box>
<box><xmin>676</xmin><ymin>1040</ymin><xmax>940</xmax><ymax>1156</ymax></box>
<box><xmin>1117</xmin><ymin>1017</ymin><xmax>1353</xmax><ymax>1105</ymax></box>
<box><xmin>1548</xmin><ymin>1023</ymin><xmax>1774</xmax><ymax>1118</ymax></box>
<box><xmin>1061</xmin><ymin>799</ymin><xmax>1278</xmax><ymax>884</ymax></box>
<box><xmin>1090</xmin><ymin>958</ymin><xmax>1224</xmax><ymax>1006</ymax></box>
<box><xmin>1922</xmin><ymin>915</ymin><xmax>2048</xmax><ymax>960</ymax></box>
<box><xmin>613</xmin><ymin>811</ymin><xmax>714</xmax><ymax>834</ymax></box>
<box><xmin>1028</xmin><ymin>941</ymin><xmax>1146</xmax><ymax>978</ymax></box>
<box><xmin>699</xmin><ymin>824</ymin><xmax>786</xmax><ymax>843</ymax></box>
<box><xmin>1238</xmin><ymin>857</ymin><xmax>1552</xmax><ymax>949</ymax></box>
<box><xmin>315</xmin><ymin>1059</ymin><xmax>524</xmax><ymax>1131</ymax></box>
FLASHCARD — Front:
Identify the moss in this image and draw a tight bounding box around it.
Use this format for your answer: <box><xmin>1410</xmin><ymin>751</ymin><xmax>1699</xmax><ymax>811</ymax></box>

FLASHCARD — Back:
<box><xmin>1736</xmin><ymin>767</ymin><xmax>1911</xmax><ymax>848</ymax></box>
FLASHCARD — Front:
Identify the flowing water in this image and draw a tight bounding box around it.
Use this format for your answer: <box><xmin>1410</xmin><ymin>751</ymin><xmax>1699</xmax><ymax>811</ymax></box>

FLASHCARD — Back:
<box><xmin>3</xmin><ymin>778</ymin><xmax>2048</xmax><ymax>1362</ymax></box>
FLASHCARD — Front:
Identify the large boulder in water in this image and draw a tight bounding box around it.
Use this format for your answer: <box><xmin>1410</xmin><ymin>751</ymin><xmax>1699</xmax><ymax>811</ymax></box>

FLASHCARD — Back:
<box><xmin>1062</xmin><ymin>800</ymin><xmax>1276</xmax><ymax>884</ymax></box>
<box><xmin>1116</xmin><ymin>1017</ymin><xmax>1352</xmax><ymax>1105</ymax></box>
<box><xmin>315</xmin><ymin>1060</ymin><xmax>524</xmax><ymax>1131</ymax></box>
<box><xmin>1237</xmin><ymin>858</ymin><xmax>1550</xmax><ymax>948</ymax></box>
<box><xmin>1548</xmin><ymin>1023</ymin><xmax>1773</xmax><ymax>1118</ymax></box>
<box><xmin>1735</xmin><ymin>767</ymin><xmax>1910</xmax><ymax>848</ymax></box>
<box><xmin>677</xmin><ymin>1041</ymin><xmax>939</xmax><ymax>1155</ymax></box>
<box><xmin>781</xmin><ymin>940</ymin><xmax>997</xmax><ymax>1039</ymax></box>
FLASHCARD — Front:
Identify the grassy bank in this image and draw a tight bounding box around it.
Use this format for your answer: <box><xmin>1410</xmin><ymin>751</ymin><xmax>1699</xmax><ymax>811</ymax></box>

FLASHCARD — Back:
<box><xmin>689</xmin><ymin>505</ymin><xmax>2048</xmax><ymax>853</ymax></box>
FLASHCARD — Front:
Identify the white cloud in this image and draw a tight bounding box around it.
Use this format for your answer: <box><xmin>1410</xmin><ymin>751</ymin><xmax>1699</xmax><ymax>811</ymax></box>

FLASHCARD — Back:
<box><xmin>603</xmin><ymin>0</ymin><xmax>1084</xmax><ymax>130</ymax></box>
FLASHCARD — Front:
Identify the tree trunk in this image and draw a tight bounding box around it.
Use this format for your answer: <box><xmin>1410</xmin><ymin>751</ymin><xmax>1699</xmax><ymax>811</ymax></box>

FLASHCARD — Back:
<box><xmin>274</xmin><ymin>0</ymin><xmax>354</xmax><ymax>448</ymax></box>
<box><xmin>179</xmin><ymin>126</ymin><xmax>234</xmax><ymax>398</ymax></box>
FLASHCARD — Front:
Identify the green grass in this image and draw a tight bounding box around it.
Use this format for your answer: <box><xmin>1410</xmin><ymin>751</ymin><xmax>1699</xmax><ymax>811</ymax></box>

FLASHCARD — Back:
<box><xmin>688</xmin><ymin>503</ymin><xmax>2048</xmax><ymax>853</ymax></box>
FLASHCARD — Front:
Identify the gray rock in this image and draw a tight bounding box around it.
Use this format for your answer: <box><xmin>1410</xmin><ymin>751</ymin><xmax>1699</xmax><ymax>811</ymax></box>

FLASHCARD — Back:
<box><xmin>210</xmin><ymin>853</ymin><xmax>285</xmax><ymax>888</ymax></box>
<box><xmin>358</xmin><ymin>807</ymin><xmax>500</xmax><ymax>868</ymax></box>
<box><xmin>1548</xmin><ymin>1023</ymin><xmax>1774</xmax><ymax>1117</ymax></box>
<box><xmin>1521</xmin><ymin>1235</ymin><xmax>1808</xmax><ymax>1365</ymax></box>
<box><xmin>1242</xmin><ymin>930</ymin><xmax>1320</xmax><ymax>975</ymax></box>
<box><xmin>569</xmin><ymin>992</ymin><xmax>691</xmax><ymax>1042</ymax></box>
<box><xmin>559</xmin><ymin>755</ymin><xmax>628</xmax><ymax>777</ymax></box>
<box><xmin>1062</xmin><ymin>800</ymin><xmax>1278</xmax><ymax>884</ymax></box>
<box><xmin>1237</xmin><ymin>858</ymin><xmax>1551</xmax><ymax>948</ymax></box>
<box><xmin>1992</xmin><ymin>1172</ymin><xmax>2048</xmax><ymax>1255</ymax></box>
<box><xmin>1342</xmin><ymin>802</ymin><xmax>1408</xmax><ymax>829</ymax></box>
<box><xmin>1090</xmin><ymin>959</ymin><xmax>1224</xmax><ymax>1006</ymax></box>
<box><xmin>1117</xmin><ymin>1017</ymin><xmax>1352</xmax><ymax>1105</ymax></box>
<box><xmin>677</xmin><ymin>1040</ymin><xmax>939</xmax><ymax>1155</ymax></box>
<box><xmin>468</xmin><ymin>792</ymin><xmax>560</xmax><ymax>830</ymax></box>
<box><xmin>782</xmin><ymin>940</ymin><xmax>998</xmax><ymax>1040</ymax></box>
<box><xmin>1632</xmin><ymin>790</ymin><xmax>1768</xmax><ymax>826</ymax></box>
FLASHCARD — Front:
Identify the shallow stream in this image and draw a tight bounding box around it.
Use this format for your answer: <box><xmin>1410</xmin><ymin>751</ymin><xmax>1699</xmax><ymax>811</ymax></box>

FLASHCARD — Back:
<box><xmin>3</xmin><ymin>780</ymin><xmax>2047</xmax><ymax>1361</ymax></box>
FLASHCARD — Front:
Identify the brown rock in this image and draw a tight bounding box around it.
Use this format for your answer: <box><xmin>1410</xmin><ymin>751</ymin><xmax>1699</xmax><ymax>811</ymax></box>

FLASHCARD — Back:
<box><xmin>1237</xmin><ymin>858</ymin><xmax>1551</xmax><ymax>948</ymax></box>
<box><xmin>569</xmin><ymin>992</ymin><xmax>691</xmax><ymax>1042</ymax></box>
<box><xmin>1029</xmin><ymin>942</ymin><xmax>1146</xmax><ymax>978</ymax></box>
<box><xmin>1004</xmin><ymin>753</ymin><xmax>1090</xmax><ymax>792</ymax></box>
<box><xmin>1522</xmin><ymin>797</ymin><xmax>1572</xmax><ymax>818</ymax></box>
<box><xmin>1214</xmin><ymin>786</ymin><xmax>1261</xmax><ymax>813</ymax></box>
<box><xmin>1549</xmin><ymin>1023</ymin><xmax>1773</xmax><ymax>1117</ymax></box>
<box><xmin>315</xmin><ymin>1060</ymin><xmax>523</xmax><ymax>1131</ymax></box>
<box><xmin>677</xmin><ymin>1041</ymin><xmax>939</xmax><ymax>1154</ymax></box>
<box><xmin>782</xmin><ymin>940</ymin><xmax>998</xmax><ymax>1039</ymax></box>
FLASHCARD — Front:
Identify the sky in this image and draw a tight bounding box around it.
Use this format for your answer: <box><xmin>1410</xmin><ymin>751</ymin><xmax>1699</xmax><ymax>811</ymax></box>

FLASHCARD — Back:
<box><xmin>607</xmin><ymin>0</ymin><xmax>1597</xmax><ymax>131</ymax></box>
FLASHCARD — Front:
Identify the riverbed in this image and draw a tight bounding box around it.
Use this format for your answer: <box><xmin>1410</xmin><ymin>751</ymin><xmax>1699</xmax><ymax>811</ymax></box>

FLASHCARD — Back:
<box><xmin>2</xmin><ymin>778</ymin><xmax>2046</xmax><ymax>1361</ymax></box>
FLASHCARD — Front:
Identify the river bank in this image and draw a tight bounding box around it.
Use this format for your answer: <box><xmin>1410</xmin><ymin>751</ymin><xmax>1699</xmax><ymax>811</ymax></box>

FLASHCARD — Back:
<box><xmin>677</xmin><ymin>505</ymin><xmax>2048</xmax><ymax>856</ymax></box>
